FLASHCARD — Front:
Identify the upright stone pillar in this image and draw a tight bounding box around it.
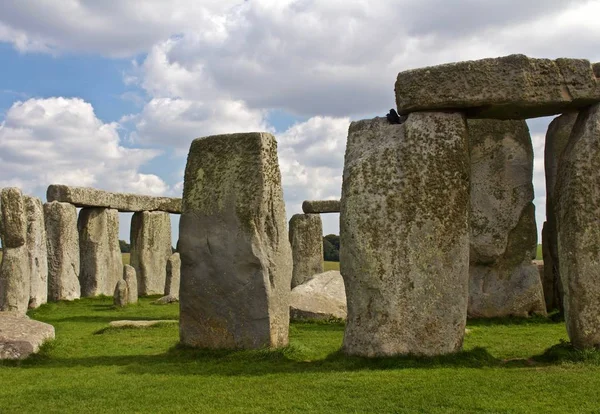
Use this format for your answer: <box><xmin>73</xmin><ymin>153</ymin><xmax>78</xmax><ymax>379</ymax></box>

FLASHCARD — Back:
<box><xmin>25</xmin><ymin>196</ymin><xmax>48</xmax><ymax>308</ymax></box>
<box><xmin>289</xmin><ymin>214</ymin><xmax>323</xmax><ymax>288</ymax></box>
<box><xmin>164</xmin><ymin>252</ymin><xmax>180</xmax><ymax>298</ymax></box>
<box><xmin>340</xmin><ymin>114</ymin><xmax>470</xmax><ymax>357</ymax></box>
<box><xmin>556</xmin><ymin>103</ymin><xmax>600</xmax><ymax>349</ymax></box>
<box><xmin>78</xmin><ymin>208</ymin><xmax>122</xmax><ymax>297</ymax></box>
<box><xmin>130</xmin><ymin>211</ymin><xmax>172</xmax><ymax>296</ymax></box>
<box><xmin>467</xmin><ymin>119</ymin><xmax>545</xmax><ymax>317</ymax></box>
<box><xmin>179</xmin><ymin>132</ymin><xmax>292</xmax><ymax>349</ymax></box>
<box><xmin>543</xmin><ymin>112</ymin><xmax>578</xmax><ymax>312</ymax></box>
<box><xmin>44</xmin><ymin>201</ymin><xmax>80</xmax><ymax>301</ymax></box>
<box><xmin>0</xmin><ymin>188</ymin><xmax>30</xmax><ymax>313</ymax></box>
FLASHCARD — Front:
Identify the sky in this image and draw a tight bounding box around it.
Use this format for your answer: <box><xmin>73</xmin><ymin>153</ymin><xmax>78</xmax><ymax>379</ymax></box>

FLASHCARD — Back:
<box><xmin>0</xmin><ymin>0</ymin><xmax>599</xmax><ymax>244</ymax></box>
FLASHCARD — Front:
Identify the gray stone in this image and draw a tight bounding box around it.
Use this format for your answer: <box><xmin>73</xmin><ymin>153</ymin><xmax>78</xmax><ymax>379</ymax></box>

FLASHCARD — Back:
<box><xmin>113</xmin><ymin>279</ymin><xmax>128</xmax><ymax>307</ymax></box>
<box><xmin>0</xmin><ymin>187</ymin><xmax>26</xmax><ymax>248</ymax></box>
<box><xmin>468</xmin><ymin>119</ymin><xmax>546</xmax><ymax>318</ymax></box>
<box><xmin>123</xmin><ymin>265</ymin><xmax>138</xmax><ymax>304</ymax></box>
<box><xmin>301</xmin><ymin>200</ymin><xmax>340</xmax><ymax>214</ymax></box>
<box><xmin>395</xmin><ymin>55</ymin><xmax>600</xmax><ymax>119</ymax></box>
<box><xmin>290</xmin><ymin>270</ymin><xmax>346</xmax><ymax>320</ymax></box>
<box><xmin>130</xmin><ymin>211</ymin><xmax>172</xmax><ymax>296</ymax></box>
<box><xmin>44</xmin><ymin>201</ymin><xmax>80</xmax><ymax>301</ymax></box>
<box><xmin>164</xmin><ymin>253</ymin><xmax>180</xmax><ymax>297</ymax></box>
<box><xmin>289</xmin><ymin>214</ymin><xmax>323</xmax><ymax>288</ymax></box>
<box><xmin>78</xmin><ymin>208</ymin><xmax>122</xmax><ymax>297</ymax></box>
<box><xmin>109</xmin><ymin>320</ymin><xmax>177</xmax><ymax>328</ymax></box>
<box><xmin>0</xmin><ymin>313</ymin><xmax>54</xmax><ymax>360</ymax></box>
<box><xmin>543</xmin><ymin>112</ymin><xmax>578</xmax><ymax>312</ymax></box>
<box><xmin>153</xmin><ymin>295</ymin><xmax>179</xmax><ymax>304</ymax></box>
<box><xmin>340</xmin><ymin>114</ymin><xmax>470</xmax><ymax>357</ymax></box>
<box><xmin>25</xmin><ymin>196</ymin><xmax>48</xmax><ymax>309</ymax></box>
<box><xmin>47</xmin><ymin>184</ymin><xmax>182</xmax><ymax>213</ymax></box>
<box><xmin>0</xmin><ymin>246</ymin><xmax>30</xmax><ymax>314</ymax></box>
<box><xmin>556</xmin><ymin>103</ymin><xmax>600</xmax><ymax>349</ymax></box>
<box><xmin>179</xmin><ymin>132</ymin><xmax>292</xmax><ymax>349</ymax></box>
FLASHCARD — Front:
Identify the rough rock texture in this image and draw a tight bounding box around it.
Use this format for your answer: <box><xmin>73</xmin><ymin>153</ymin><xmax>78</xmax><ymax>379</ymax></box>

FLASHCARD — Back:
<box><xmin>289</xmin><ymin>214</ymin><xmax>323</xmax><ymax>288</ymax></box>
<box><xmin>543</xmin><ymin>112</ymin><xmax>578</xmax><ymax>312</ymax></box>
<box><xmin>395</xmin><ymin>55</ymin><xmax>600</xmax><ymax>119</ymax></box>
<box><xmin>0</xmin><ymin>313</ymin><xmax>55</xmax><ymax>360</ymax></box>
<box><xmin>130</xmin><ymin>211</ymin><xmax>172</xmax><ymax>296</ymax></box>
<box><xmin>44</xmin><ymin>201</ymin><xmax>80</xmax><ymax>301</ymax></box>
<box><xmin>153</xmin><ymin>295</ymin><xmax>179</xmax><ymax>304</ymax></box>
<box><xmin>78</xmin><ymin>208</ymin><xmax>122</xmax><ymax>297</ymax></box>
<box><xmin>555</xmin><ymin>103</ymin><xmax>600</xmax><ymax>349</ymax></box>
<box><xmin>290</xmin><ymin>271</ymin><xmax>346</xmax><ymax>320</ymax></box>
<box><xmin>25</xmin><ymin>196</ymin><xmax>48</xmax><ymax>309</ymax></box>
<box><xmin>47</xmin><ymin>184</ymin><xmax>182</xmax><ymax>213</ymax></box>
<box><xmin>179</xmin><ymin>132</ymin><xmax>292</xmax><ymax>349</ymax></box>
<box><xmin>164</xmin><ymin>253</ymin><xmax>181</xmax><ymax>297</ymax></box>
<box><xmin>340</xmin><ymin>114</ymin><xmax>470</xmax><ymax>357</ymax></box>
<box><xmin>302</xmin><ymin>200</ymin><xmax>341</xmax><ymax>214</ymax></box>
<box><xmin>0</xmin><ymin>188</ymin><xmax>27</xmax><ymax>248</ymax></box>
<box><xmin>109</xmin><ymin>320</ymin><xmax>177</xmax><ymax>328</ymax></box>
<box><xmin>468</xmin><ymin>119</ymin><xmax>546</xmax><ymax>318</ymax></box>
<box><xmin>123</xmin><ymin>265</ymin><xmax>138</xmax><ymax>304</ymax></box>
<box><xmin>113</xmin><ymin>279</ymin><xmax>128</xmax><ymax>307</ymax></box>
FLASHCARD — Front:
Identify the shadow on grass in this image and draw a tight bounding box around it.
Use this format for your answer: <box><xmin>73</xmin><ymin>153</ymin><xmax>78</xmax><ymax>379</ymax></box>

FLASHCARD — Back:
<box><xmin>467</xmin><ymin>314</ymin><xmax>561</xmax><ymax>327</ymax></box>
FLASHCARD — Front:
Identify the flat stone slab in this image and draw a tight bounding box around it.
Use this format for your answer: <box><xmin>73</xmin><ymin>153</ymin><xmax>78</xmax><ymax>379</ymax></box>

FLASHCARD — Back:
<box><xmin>0</xmin><ymin>313</ymin><xmax>55</xmax><ymax>360</ymax></box>
<box><xmin>152</xmin><ymin>295</ymin><xmax>179</xmax><ymax>304</ymax></box>
<box><xmin>290</xmin><ymin>271</ymin><xmax>347</xmax><ymax>320</ymax></box>
<box><xmin>302</xmin><ymin>200</ymin><xmax>340</xmax><ymax>214</ymax></box>
<box><xmin>108</xmin><ymin>320</ymin><xmax>178</xmax><ymax>328</ymax></box>
<box><xmin>395</xmin><ymin>54</ymin><xmax>600</xmax><ymax>119</ymax></box>
<box><xmin>47</xmin><ymin>185</ymin><xmax>182</xmax><ymax>214</ymax></box>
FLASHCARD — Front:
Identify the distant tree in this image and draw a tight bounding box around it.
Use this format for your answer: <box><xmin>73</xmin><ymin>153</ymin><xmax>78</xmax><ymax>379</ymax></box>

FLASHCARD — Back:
<box><xmin>119</xmin><ymin>240</ymin><xmax>131</xmax><ymax>253</ymax></box>
<box><xmin>323</xmin><ymin>234</ymin><xmax>340</xmax><ymax>262</ymax></box>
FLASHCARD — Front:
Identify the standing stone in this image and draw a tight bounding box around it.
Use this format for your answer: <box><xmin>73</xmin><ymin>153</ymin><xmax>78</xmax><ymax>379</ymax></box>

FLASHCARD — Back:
<box><xmin>543</xmin><ymin>112</ymin><xmax>578</xmax><ymax>312</ymax></box>
<box><xmin>164</xmin><ymin>253</ymin><xmax>181</xmax><ymax>298</ymax></box>
<box><xmin>78</xmin><ymin>208</ymin><xmax>122</xmax><ymax>297</ymax></box>
<box><xmin>179</xmin><ymin>132</ymin><xmax>292</xmax><ymax>349</ymax></box>
<box><xmin>130</xmin><ymin>211</ymin><xmax>172</xmax><ymax>296</ymax></box>
<box><xmin>556</xmin><ymin>103</ymin><xmax>600</xmax><ymax>349</ymax></box>
<box><xmin>289</xmin><ymin>214</ymin><xmax>323</xmax><ymax>288</ymax></box>
<box><xmin>340</xmin><ymin>114</ymin><xmax>470</xmax><ymax>357</ymax></box>
<box><xmin>113</xmin><ymin>280</ymin><xmax>128</xmax><ymax>307</ymax></box>
<box><xmin>25</xmin><ymin>196</ymin><xmax>48</xmax><ymax>309</ymax></box>
<box><xmin>0</xmin><ymin>188</ymin><xmax>30</xmax><ymax>314</ymax></box>
<box><xmin>44</xmin><ymin>201</ymin><xmax>80</xmax><ymax>301</ymax></box>
<box><xmin>468</xmin><ymin>119</ymin><xmax>546</xmax><ymax>318</ymax></box>
<box><xmin>123</xmin><ymin>265</ymin><xmax>138</xmax><ymax>304</ymax></box>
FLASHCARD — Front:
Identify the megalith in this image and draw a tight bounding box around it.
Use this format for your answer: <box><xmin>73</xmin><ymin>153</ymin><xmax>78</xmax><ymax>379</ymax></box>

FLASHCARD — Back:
<box><xmin>179</xmin><ymin>132</ymin><xmax>292</xmax><ymax>349</ymax></box>
<box><xmin>468</xmin><ymin>119</ymin><xmax>546</xmax><ymax>318</ymax></box>
<box><xmin>543</xmin><ymin>112</ymin><xmax>578</xmax><ymax>312</ymax></box>
<box><xmin>123</xmin><ymin>264</ymin><xmax>138</xmax><ymax>304</ymax></box>
<box><xmin>289</xmin><ymin>214</ymin><xmax>323</xmax><ymax>288</ymax></box>
<box><xmin>25</xmin><ymin>196</ymin><xmax>48</xmax><ymax>309</ymax></box>
<box><xmin>130</xmin><ymin>211</ymin><xmax>172</xmax><ymax>296</ymax></box>
<box><xmin>113</xmin><ymin>279</ymin><xmax>128</xmax><ymax>307</ymax></box>
<box><xmin>555</xmin><ymin>103</ymin><xmax>600</xmax><ymax>349</ymax></box>
<box><xmin>78</xmin><ymin>208</ymin><xmax>122</xmax><ymax>297</ymax></box>
<box><xmin>0</xmin><ymin>188</ymin><xmax>30</xmax><ymax>314</ymax></box>
<box><xmin>164</xmin><ymin>252</ymin><xmax>180</xmax><ymax>298</ymax></box>
<box><xmin>340</xmin><ymin>114</ymin><xmax>470</xmax><ymax>357</ymax></box>
<box><xmin>44</xmin><ymin>201</ymin><xmax>80</xmax><ymax>301</ymax></box>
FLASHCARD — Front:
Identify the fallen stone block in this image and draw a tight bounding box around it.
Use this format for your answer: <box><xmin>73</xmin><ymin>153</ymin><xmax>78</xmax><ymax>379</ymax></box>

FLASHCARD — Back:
<box><xmin>0</xmin><ymin>313</ymin><xmax>55</xmax><ymax>360</ymax></box>
<box><xmin>108</xmin><ymin>319</ymin><xmax>177</xmax><ymax>328</ymax></box>
<box><xmin>290</xmin><ymin>271</ymin><xmax>346</xmax><ymax>320</ymax></box>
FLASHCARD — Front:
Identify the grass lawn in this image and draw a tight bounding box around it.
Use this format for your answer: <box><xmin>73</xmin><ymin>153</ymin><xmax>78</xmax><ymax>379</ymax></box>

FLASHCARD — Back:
<box><xmin>1</xmin><ymin>297</ymin><xmax>600</xmax><ymax>413</ymax></box>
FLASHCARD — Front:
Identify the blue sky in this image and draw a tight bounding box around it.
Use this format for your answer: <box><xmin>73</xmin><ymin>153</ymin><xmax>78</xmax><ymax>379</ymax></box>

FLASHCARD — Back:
<box><xmin>1</xmin><ymin>0</ymin><xmax>599</xmax><ymax>245</ymax></box>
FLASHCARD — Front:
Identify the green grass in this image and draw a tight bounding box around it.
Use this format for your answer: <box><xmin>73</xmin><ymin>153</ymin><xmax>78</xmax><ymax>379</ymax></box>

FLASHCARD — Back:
<box><xmin>323</xmin><ymin>261</ymin><xmax>339</xmax><ymax>271</ymax></box>
<box><xmin>537</xmin><ymin>244</ymin><xmax>543</xmax><ymax>260</ymax></box>
<box><xmin>2</xmin><ymin>298</ymin><xmax>600</xmax><ymax>413</ymax></box>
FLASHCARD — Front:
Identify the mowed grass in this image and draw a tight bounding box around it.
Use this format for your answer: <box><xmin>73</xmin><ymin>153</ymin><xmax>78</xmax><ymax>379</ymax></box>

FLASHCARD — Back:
<box><xmin>2</xmin><ymin>298</ymin><xmax>600</xmax><ymax>413</ymax></box>
<box><xmin>323</xmin><ymin>261</ymin><xmax>339</xmax><ymax>271</ymax></box>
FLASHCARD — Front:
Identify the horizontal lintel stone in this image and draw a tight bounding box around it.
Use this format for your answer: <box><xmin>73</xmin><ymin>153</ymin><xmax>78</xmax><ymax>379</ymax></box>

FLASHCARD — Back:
<box><xmin>302</xmin><ymin>200</ymin><xmax>340</xmax><ymax>214</ymax></box>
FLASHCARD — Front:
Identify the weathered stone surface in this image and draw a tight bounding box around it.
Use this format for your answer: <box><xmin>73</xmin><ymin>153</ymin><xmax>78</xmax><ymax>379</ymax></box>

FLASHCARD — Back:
<box><xmin>301</xmin><ymin>200</ymin><xmax>340</xmax><ymax>214</ymax></box>
<box><xmin>543</xmin><ymin>112</ymin><xmax>578</xmax><ymax>312</ymax></box>
<box><xmin>289</xmin><ymin>214</ymin><xmax>323</xmax><ymax>288</ymax></box>
<box><xmin>123</xmin><ymin>265</ymin><xmax>138</xmax><ymax>304</ymax></box>
<box><xmin>78</xmin><ymin>208</ymin><xmax>122</xmax><ymax>297</ymax></box>
<box><xmin>47</xmin><ymin>184</ymin><xmax>182</xmax><ymax>213</ymax></box>
<box><xmin>395</xmin><ymin>55</ymin><xmax>600</xmax><ymax>119</ymax></box>
<box><xmin>0</xmin><ymin>313</ymin><xmax>54</xmax><ymax>360</ymax></box>
<box><xmin>290</xmin><ymin>271</ymin><xmax>346</xmax><ymax>320</ymax></box>
<box><xmin>0</xmin><ymin>246</ymin><xmax>30</xmax><ymax>314</ymax></box>
<box><xmin>113</xmin><ymin>279</ymin><xmax>128</xmax><ymax>307</ymax></box>
<box><xmin>164</xmin><ymin>252</ymin><xmax>180</xmax><ymax>298</ymax></box>
<box><xmin>130</xmin><ymin>211</ymin><xmax>172</xmax><ymax>296</ymax></box>
<box><xmin>25</xmin><ymin>196</ymin><xmax>48</xmax><ymax>309</ymax></box>
<box><xmin>109</xmin><ymin>320</ymin><xmax>177</xmax><ymax>328</ymax></box>
<box><xmin>180</xmin><ymin>132</ymin><xmax>292</xmax><ymax>349</ymax></box>
<box><xmin>340</xmin><ymin>114</ymin><xmax>470</xmax><ymax>357</ymax></box>
<box><xmin>556</xmin><ymin>103</ymin><xmax>600</xmax><ymax>349</ymax></box>
<box><xmin>153</xmin><ymin>295</ymin><xmax>179</xmax><ymax>304</ymax></box>
<box><xmin>44</xmin><ymin>201</ymin><xmax>80</xmax><ymax>301</ymax></box>
<box><xmin>468</xmin><ymin>119</ymin><xmax>545</xmax><ymax>318</ymax></box>
<box><xmin>0</xmin><ymin>187</ymin><xmax>26</xmax><ymax>248</ymax></box>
